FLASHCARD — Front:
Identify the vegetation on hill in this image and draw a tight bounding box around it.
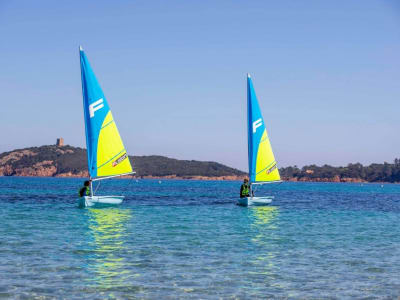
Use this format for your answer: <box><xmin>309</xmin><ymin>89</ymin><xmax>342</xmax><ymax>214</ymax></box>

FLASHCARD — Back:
<box><xmin>279</xmin><ymin>160</ymin><xmax>400</xmax><ymax>183</ymax></box>
<box><xmin>133</xmin><ymin>155</ymin><xmax>244</xmax><ymax>177</ymax></box>
<box><xmin>1</xmin><ymin>145</ymin><xmax>399</xmax><ymax>182</ymax></box>
<box><xmin>0</xmin><ymin>145</ymin><xmax>246</xmax><ymax>178</ymax></box>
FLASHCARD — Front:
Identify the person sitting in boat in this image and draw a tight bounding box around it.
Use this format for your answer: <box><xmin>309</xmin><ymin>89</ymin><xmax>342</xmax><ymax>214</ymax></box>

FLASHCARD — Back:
<box><xmin>240</xmin><ymin>178</ymin><xmax>250</xmax><ymax>198</ymax></box>
<box><xmin>79</xmin><ymin>180</ymin><xmax>91</xmax><ymax>197</ymax></box>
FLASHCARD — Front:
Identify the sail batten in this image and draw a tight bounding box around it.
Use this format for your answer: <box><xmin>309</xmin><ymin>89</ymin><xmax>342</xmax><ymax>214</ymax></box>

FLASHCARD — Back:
<box><xmin>80</xmin><ymin>48</ymin><xmax>133</xmax><ymax>178</ymax></box>
<box><xmin>247</xmin><ymin>74</ymin><xmax>280</xmax><ymax>184</ymax></box>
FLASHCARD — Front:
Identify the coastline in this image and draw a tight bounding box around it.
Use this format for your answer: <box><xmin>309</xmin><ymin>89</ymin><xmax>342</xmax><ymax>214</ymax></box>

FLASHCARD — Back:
<box><xmin>1</xmin><ymin>145</ymin><xmax>399</xmax><ymax>183</ymax></box>
<box><xmin>0</xmin><ymin>173</ymin><xmax>395</xmax><ymax>183</ymax></box>
<box><xmin>0</xmin><ymin>172</ymin><xmax>247</xmax><ymax>181</ymax></box>
<box><xmin>283</xmin><ymin>176</ymin><xmax>367</xmax><ymax>183</ymax></box>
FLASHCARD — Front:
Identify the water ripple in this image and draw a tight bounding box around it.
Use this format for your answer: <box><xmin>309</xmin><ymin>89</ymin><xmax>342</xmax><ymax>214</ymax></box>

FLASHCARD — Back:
<box><xmin>0</xmin><ymin>178</ymin><xmax>399</xmax><ymax>298</ymax></box>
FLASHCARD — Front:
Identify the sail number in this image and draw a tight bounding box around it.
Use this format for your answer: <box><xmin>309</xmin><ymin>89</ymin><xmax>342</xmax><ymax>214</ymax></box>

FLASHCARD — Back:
<box><xmin>253</xmin><ymin>118</ymin><xmax>262</xmax><ymax>133</ymax></box>
<box><xmin>89</xmin><ymin>98</ymin><xmax>104</xmax><ymax>118</ymax></box>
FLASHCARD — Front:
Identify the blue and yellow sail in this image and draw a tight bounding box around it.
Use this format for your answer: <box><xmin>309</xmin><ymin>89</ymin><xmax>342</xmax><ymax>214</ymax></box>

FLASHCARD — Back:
<box><xmin>80</xmin><ymin>47</ymin><xmax>133</xmax><ymax>179</ymax></box>
<box><xmin>247</xmin><ymin>74</ymin><xmax>280</xmax><ymax>183</ymax></box>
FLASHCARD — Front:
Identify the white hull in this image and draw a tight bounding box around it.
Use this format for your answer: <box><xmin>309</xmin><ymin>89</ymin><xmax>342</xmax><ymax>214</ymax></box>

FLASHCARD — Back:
<box><xmin>78</xmin><ymin>196</ymin><xmax>124</xmax><ymax>208</ymax></box>
<box><xmin>238</xmin><ymin>196</ymin><xmax>273</xmax><ymax>207</ymax></box>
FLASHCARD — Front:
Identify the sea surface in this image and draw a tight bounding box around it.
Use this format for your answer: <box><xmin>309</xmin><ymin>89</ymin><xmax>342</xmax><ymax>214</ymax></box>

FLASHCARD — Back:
<box><xmin>0</xmin><ymin>177</ymin><xmax>399</xmax><ymax>299</ymax></box>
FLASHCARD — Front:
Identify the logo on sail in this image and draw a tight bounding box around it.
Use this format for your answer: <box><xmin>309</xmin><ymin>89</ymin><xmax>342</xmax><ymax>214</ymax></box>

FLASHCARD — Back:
<box><xmin>89</xmin><ymin>98</ymin><xmax>104</xmax><ymax>118</ymax></box>
<box><xmin>253</xmin><ymin>118</ymin><xmax>262</xmax><ymax>133</ymax></box>
<box><xmin>112</xmin><ymin>153</ymin><xmax>128</xmax><ymax>167</ymax></box>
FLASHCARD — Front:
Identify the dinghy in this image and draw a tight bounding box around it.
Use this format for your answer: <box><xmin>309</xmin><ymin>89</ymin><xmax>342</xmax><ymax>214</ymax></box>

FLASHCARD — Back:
<box><xmin>238</xmin><ymin>74</ymin><xmax>282</xmax><ymax>207</ymax></box>
<box><xmin>78</xmin><ymin>46</ymin><xmax>135</xmax><ymax>208</ymax></box>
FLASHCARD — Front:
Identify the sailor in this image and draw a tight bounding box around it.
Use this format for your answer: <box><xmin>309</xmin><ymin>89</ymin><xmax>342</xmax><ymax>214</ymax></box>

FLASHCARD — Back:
<box><xmin>240</xmin><ymin>178</ymin><xmax>250</xmax><ymax>198</ymax></box>
<box><xmin>79</xmin><ymin>180</ymin><xmax>91</xmax><ymax>197</ymax></box>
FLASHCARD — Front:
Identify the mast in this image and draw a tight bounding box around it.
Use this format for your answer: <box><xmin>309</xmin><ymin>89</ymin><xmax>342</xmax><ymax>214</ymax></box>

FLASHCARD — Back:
<box><xmin>247</xmin><ymin>73</ymin><xmax>252</xmax><ymax>183</ymax></box>
<box><xmin>90</xmin><ymin>178</ymin><xmax>94</xmax><ymax>196</ymax></box>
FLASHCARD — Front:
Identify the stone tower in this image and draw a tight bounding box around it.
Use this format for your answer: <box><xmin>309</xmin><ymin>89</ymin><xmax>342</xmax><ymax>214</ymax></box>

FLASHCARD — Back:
<box><xmin>56</xmin><ymin>138</ymin><xmax>64</xmax><ymax>147</ymax></box>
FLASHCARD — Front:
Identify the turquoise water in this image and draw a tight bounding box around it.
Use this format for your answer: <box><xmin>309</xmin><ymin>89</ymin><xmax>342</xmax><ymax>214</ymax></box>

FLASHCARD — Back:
<box><xmin>0</xmin><ymin>177</ymin><xmax>399</xmax><ymax>299</ymax></box>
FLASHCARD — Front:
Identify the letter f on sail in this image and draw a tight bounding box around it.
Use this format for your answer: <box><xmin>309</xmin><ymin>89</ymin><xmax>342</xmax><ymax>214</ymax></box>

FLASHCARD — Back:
<box><xmin>253</xmin><ymin>118</ymin><xmax>262</xmax><ymax>133</ymax></box>
<box><xmin>89</xmin><ymin>98</ymin><xmax>104</xmax><ymax>118</ymax></box>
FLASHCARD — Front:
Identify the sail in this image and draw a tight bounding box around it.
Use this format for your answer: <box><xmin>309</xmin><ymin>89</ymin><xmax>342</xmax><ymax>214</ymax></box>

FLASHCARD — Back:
<box><xmin>247</xmin><ymin>74</ymin><xmax>280</xmax><ymax>183</ymax></box>
<box><xmin>79</xmin><ymin>47</ymin><xmax>133</xmax><ymax>179</ymax></box>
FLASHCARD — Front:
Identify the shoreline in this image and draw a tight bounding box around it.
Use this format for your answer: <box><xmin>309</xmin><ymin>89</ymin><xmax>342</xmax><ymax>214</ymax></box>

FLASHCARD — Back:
<box><xmin>0</xmin><ymin>174</ymin><xmax>247</xmax><ymax>181</ymax></box>
<box><xmin>0</xmin><ymin>174</ymin><xmax>396</xmax><ymax>183</ymax></box>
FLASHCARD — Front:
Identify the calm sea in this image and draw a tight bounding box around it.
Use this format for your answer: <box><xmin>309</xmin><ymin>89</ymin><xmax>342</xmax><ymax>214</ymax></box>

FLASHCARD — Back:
<box><xmin>0</xmin><ymin>177</ymin><xmax>399</xmax><ymax>299</ymax></box>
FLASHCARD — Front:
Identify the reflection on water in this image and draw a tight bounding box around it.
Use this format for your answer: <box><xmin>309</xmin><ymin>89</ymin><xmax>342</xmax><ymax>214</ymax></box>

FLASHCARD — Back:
<box><xmin>250</xmin><ymin>206</ymin><xmax>279</xmax><ymax>241</ymax></box>
<box><xmin>248</xmin><ymin>206</ymin><xmax>280</xmax><ymax>278</ymax></box>
<box><xmin>85</xmin><ymin>207</ymin><xmax>133</xmax><ymax>291</ymax></box>
<box><xmin>251</xmin><ymin>206</ymin><xmax>279</xmax><ymax>227</ymax></box>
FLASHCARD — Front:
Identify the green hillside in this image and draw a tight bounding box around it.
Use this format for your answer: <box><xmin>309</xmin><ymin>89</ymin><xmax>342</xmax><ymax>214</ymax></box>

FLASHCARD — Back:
<box><xmin>133</xmin><ymin>155</ymin><xmax>244</xmax><ymax>177</ymax></box>
<box><xmin>0</xmin><ymin>145</ymin><xmax>246</xmax><ymax>178</ymax></box>
<box><xmin>280</xmin><ymin>161</ymin><xmax>400</xmax><ymax>183</ymax></box>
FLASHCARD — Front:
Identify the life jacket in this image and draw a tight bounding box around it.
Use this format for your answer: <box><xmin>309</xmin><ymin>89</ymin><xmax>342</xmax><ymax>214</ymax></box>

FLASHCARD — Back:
<box><xmin>79</xmin><ymin>186</ymin><xmax>90</xmax><ymax>197</ymax></box>
<box><xmin>241</xmin><ymin>184</ymin><xmax>250</xmax><ymax>196</ymax></box>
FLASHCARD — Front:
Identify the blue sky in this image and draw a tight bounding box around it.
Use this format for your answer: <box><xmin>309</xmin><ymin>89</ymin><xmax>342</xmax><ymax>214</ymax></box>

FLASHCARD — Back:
<box><xmin>0</xmin><ymin>0</ymin><xmax>399</xmax><ymax>171</ymax></box>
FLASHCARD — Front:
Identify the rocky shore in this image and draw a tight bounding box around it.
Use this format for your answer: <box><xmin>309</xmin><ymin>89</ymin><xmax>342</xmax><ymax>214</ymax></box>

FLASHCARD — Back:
<box><xmin>0</xmin><ymin>165</ymin><xmax>246</xmax><ymax>181</ymax></box>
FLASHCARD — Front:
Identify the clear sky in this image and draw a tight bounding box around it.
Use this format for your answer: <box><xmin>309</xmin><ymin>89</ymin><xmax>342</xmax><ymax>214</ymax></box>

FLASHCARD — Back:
<box><xmin>0</xmin><ymin>0</ymin><xmax>399</xmax><ymax>171</ymax></box>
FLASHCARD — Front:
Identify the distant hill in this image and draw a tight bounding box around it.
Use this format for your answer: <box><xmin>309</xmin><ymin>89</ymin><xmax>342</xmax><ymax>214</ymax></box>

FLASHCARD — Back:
<box><xmin>0</xmin><ymin>145</ymin><xmax>246</xmax><ymax>180</ymax></box>
<box><xmin>1</xmin><ymin>144</ymin><xmax>398</xmax><ymax>183</ymax></box>
<box><xmin>280</xmin><ymin>161</ymin><xmax>400</xmax><ymax>183</ymax></box>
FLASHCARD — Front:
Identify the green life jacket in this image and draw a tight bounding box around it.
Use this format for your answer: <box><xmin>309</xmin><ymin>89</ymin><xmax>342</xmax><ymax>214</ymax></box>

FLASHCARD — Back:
<box><xmin>79</xmin><ymin>186</ymin><xmax>90</xmax><ymax>197</ymax></box>
<box><xmin>241</xmin><ymin>184</ymin><xmax>250</xmax><ymax>196</ymax></box>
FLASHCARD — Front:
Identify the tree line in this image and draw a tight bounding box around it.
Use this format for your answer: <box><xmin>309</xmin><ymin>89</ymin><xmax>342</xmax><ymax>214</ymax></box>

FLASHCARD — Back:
<box><xmin>279</xmin><ymin>159</ymin><xmax>400</xmax><ymax>183</ymax></box>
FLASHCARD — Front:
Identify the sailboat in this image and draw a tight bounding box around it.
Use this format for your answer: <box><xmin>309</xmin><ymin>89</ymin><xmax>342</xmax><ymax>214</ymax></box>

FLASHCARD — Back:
<box><xmin>78</xmin><ymin>46</ymin><xmax>135</xmax><ymax>207</ymax></box>
<box><xmin>238</xmin><ymin>74</ymin><xmax>282</xmax><ymax>206</ymax></box>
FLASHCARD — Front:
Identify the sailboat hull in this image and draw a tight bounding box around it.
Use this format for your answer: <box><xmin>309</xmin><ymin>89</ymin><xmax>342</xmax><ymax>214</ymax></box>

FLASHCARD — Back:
<box><xmin>238</xmin><ymin>196</ymin><xmax>273</xmax><ymax>207</ymax></box>
<box><xmin>78</xmin><ymin>196</ymin><xmax>124</xmax><ymax>208</ymax></box>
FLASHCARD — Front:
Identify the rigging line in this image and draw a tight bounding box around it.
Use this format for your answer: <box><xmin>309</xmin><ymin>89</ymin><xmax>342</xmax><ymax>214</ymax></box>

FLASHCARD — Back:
<box><xmin>269</xmin><ymin>180</ymin><xmax>283</xmax><ymax>190</ymax></box>
<box><xmin>122</xmin><ymin>172</ymin><xmax>136</xmax><ymax>194</ymax></box>
<box><xmin>94</xmin><ymin>181</ymin><xmax>101</xmax><ymax>194</ymax></box>
<box><xmin>252</xmin><ymin>184</ymin><xmax>258</xmax><ymax>194</ymax></box>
